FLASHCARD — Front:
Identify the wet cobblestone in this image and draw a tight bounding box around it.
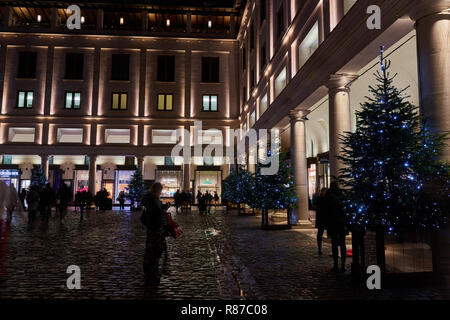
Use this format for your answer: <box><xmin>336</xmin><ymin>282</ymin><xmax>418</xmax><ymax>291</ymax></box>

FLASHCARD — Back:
<box><xmin>0</xmin><ymin>209</ymin><xmax>448</xmax><ymax>300</ymax></box>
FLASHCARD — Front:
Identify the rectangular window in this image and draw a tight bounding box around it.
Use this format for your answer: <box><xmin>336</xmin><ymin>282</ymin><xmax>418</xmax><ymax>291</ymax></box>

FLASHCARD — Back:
<box><xmin>57</xmin><ymin>128</ymin><xmax>83</xmax><ymax>143</ymax></box>
<box><xmin>17</xmin><ymin>52</ymin><xmax>37</xmax><ymax>79</ymax></box>
<box><xmin>111</xmin><ymin>54</ymin><xmax>130</xmax><ymax>81</ymax></box>
<box><xmin>198</xmin><ymin>129</ymin><xmax>223</xmax><ymax>144</ymax></box>
<box><xmin>157</xmin><ymin>55</ymin><xmax>175</xmax><ymax>82</ymax></box>
<box><xmin>276</xmin><ymin>6</ymin><xmax>285</xmax><ymax>41</ymax></box>
<box><xmin>260</xmin><ymin>93</ymin><xmax>268</xmax><ymax>115</ymax></box>
<box><xmin>16</xmin><ymin>91</ymin><xmax>34</xmax><ymax>108</ymax></box>
<box><xmin>202</xmin><ymin>57</ymin><xmax>220</xmax><ymax>83</ymax></box>
<box><xmin>112</xmin><ymin>93</ymin><xmax>128</xmax><ymax>110</ymax></box>
<box><xmin>2</xmin><ymin>155</ymin><xmax>12</xmax><ymax>164</ymax></box>
<box><xmin>250</xmin><ymin>111</ymin><xmax>256</xmax><ymax>127</ymax></box>
<box><xmin>164</xmin><ymin>156</ymin><xmax>175</xmax><ymax>166</ymax></box>
<box><xmin>105</xmin><ymin>129</ymin><xmax>131</xmax><ymax>144</ymax></box>
<box><xmin>157</xmin><ymin>94</ymin><xmax>173</xmax><ymax>111</ymax></box>
<box><xmin>298</xmin><ymin>21</ymin><xmax>319</xmax><ymax>70</ymax></box>
<box><xmin>8</xmin><ymin>128</ymin><xmax>35</xmax><ymax>143</ymax></box>
<box><xmin>152</xmin><ymin>130</ymin><xmax>177</xmax><ymax>144</ymax></box>
<box><xmin>202</xmin><ymin>95</ymin><xmax>218</xmax><ymax>112</ymax></box>
<box><xmin>65</xmin><ymin>53</ymin><xmax>84</xmax><ymax>80</ymax></box>
<box><xmin>274</xmin><ymin>67</ymin><xmax>287</xmax><ymax>98</ymax></box>
<box><xmin>64</xmin><ymin>92</ymin><xmax>81</xmax><ymax>109</ymax></box>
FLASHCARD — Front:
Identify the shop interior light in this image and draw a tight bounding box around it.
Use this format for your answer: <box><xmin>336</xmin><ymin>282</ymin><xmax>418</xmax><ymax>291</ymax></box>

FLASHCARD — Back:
<box><xmin>166</xmin><ymin>19</ymin><xmax>171</xmax><ymax>27</ymax></box>
<box><xmin>37</xmin><ymin>14</ymin><xmax>42</xmax><ymax>22</ymax></box>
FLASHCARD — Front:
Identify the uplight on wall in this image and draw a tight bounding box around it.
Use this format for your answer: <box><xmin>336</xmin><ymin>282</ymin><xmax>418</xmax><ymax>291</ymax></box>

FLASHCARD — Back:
<box><xmin>37</xmin><ymin>14</ymin><xmax>42</xmax><ymax>22</ymax></box>
<box><xmin>81</xmin><ymin>16</ymin><xmax>85</xmax><ymax>24</ymax></box>
<box><xmin>166</xmin><ymin>19</ymin><xmax>171</xmax><ymax>27</ymax></box>
<box><xmin>120</xmin><ymin>17</ymin><xmax>124</xmax><ymax>25</ymax></box>
<box><xmin>208</xmin><ymin>20</ymin><xmax>212</xmax><ymax>28</ymax></box>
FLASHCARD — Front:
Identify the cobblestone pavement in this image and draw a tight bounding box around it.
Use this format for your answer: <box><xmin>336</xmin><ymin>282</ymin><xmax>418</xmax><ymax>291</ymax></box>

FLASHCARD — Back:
<box><xmin>0</xmin><ymin>208</ymin><xmax>448</xmax><ymax>300</ymax></box>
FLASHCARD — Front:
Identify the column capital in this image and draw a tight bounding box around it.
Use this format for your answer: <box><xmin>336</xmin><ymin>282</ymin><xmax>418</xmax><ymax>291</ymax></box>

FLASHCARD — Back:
<box><xmin>327</xmin><ymin>73</ymin><xmax>358</xmax><ymax>92</ymax></box>
<box><xmin>408</xmin><ymin>0</ymin><xmax>450</xmax><ymax>21</ymax></box>
<box><xmin>289</xmin><ymin>110</ymin><xmax>310</xmax><ymax>122</ymax></box>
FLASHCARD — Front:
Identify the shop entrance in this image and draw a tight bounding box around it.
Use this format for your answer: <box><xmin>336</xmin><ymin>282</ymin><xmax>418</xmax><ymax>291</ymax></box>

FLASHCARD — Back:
<box><xmin>155</xmin><ymin>168</ymin><xmax>182</xmax><ymax>198</ymax></box>
<box><xmin>195</xmin><ymin>169</ymin><xmax>222</xmax><ymax>198</ymax></box>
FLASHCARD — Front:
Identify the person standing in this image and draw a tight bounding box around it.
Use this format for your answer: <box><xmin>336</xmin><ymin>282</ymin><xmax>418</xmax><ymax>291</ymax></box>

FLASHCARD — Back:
<box><xmin>118</xmin><ymin>191</ymin><xmax>125</xmax><ymax>211</ymax></box>
<box><xmin>5</xmin><ymin>184</ymin><xmax>20</xmax><ymax>222</ymax></box>
<box><xmin>141</xmin><ymin>183</ymin><xmax>169</xmax><ymax>285</ymax></box>
<box><xmin>213</xmin><ymin>191</ymin><xmax>219</xmax><ymax>206</ymax></box>
<box><xmin>26</xmin><ymin>186</ymin><xmax>39</xmax><ymax>224</ymax></box>
<box><xmin>19</xmin><ymin>188</ymin><xmax>27</xmax><ymax>210</ymax></box>
<box><xmin>326</xmin><ymin>182</ymin><xmax>347</xmax><ymax>273</ymax></box>
<box><xmin>315</xmin><ymin>188</ymin><xmax>328</xmax><ymax>255</ymax></box>
<box><xmin>56</xmin><ymin>183</ymin><xmax>71</xmax><ymax>221</ymax></box>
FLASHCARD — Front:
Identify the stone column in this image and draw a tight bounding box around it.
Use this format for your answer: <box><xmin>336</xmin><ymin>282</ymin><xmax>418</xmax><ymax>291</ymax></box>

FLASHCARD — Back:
<box><xmin>327</xmin><ymin>74</ymin><xmax>358</xmax><ymax>179</ymax></box>
<box><xmin>41</xmin><ymin>154</ymin><xmax>49</xmax><ymax>180</ymax></box>
<box><xmin>289</xmin><ymin>110</ymin><xmax>310</xmax><ymax>225</ymax></box>
<box><xmin>183</xmin><ymin>163</ymin><xmax>190</xmax><ymax>192</ymax></box>
<box><xmin>136</xmin><ymin>156</ymin><xmax>144</xmax><ymax>175</ymax></box>
<box><xmin>88</xmin><ymin>155</ymin><xmax>97</xmax><ymax>195</ymax></box>
<box><xmin>410</xmin><ymin>0</ymin><xmax>450</xmax><ymax>161</ymax></box>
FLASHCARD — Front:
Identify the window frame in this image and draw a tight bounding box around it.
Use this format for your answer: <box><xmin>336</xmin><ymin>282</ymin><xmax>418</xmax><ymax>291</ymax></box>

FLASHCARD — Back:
<box><xmin>64</xmin><ymin>53</ymin><xmax>84</xmax><ymax>80</ymax></box>
<box><xmin>157</xmin><ymin>93</ymin><xmax>174</xmax><ymax>111</ymax></box>
<box><xmin>111</xmin><ymin>54</ymin><xmax>130</xmax><ymax>81</ymax></box>
<box><xmin>111</xmin><ymin>92</ymin><xmax>128</xmax><ymax>110</ymax></box>
<box><xmin>17</xmin><ymin>51</ymin><xmax>37</xmax><ymax>79</ymax></box>
<box><xmin>201</xmin><ymin>57</ymin><xmax>220</xmax><ymax>83</ymax></box>
<box><xmin>202</xmin><ymin>94</ymin><xmax>219</xmax><ymax>112</ymax></box>
<box><xmin>64</xmin><ymin>91</ymin><xmax>82</xmax><ymax>109</ymax></box>
<box><xmin>157</xmin><ymin>55</ymin><xmax>175</xmax><ymax>82</ymax></box>
<box><xmin>16</xmin><ymin>90</ymin><xmax>34</xmax><ymax>109</ymax></box>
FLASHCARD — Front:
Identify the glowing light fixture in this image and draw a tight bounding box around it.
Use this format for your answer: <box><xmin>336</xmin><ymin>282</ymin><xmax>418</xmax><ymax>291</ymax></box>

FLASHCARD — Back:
<box><xmin>120</xmin><ymin>17</ymin><xmax>124</xmax><ymax>25</ymax></box>
<box><xmin>37</xmin><ymin>14</ymin><xmax>42</xmax><ymax>22</ymax></box>
<box><xmin>166</xmin><ymin>19</ymin><xmax>170</xmax><ymax>27</ymax></box>
<box><xmin>81</xmin><ymin>16</ymin><xmax>85</xmax><ymax>24</ymax></box>
<box><xmin>208</xmin><ymin>20</ymin><xmax>212</xmax><ymax>28</ymax></box>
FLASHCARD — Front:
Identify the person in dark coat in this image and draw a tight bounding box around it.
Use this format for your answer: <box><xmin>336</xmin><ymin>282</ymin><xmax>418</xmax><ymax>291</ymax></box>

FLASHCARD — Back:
<box><xmin>56</xmin><ymin>183</ymin><xmax>71</xmax><ymax>221</ymax></box>
<box><xmin>141</xmin><ymin>182</ymin><xmax>169</xmax><ymax>285</ymax></box>
<box><xmin>315</xmin><ymin>188</ymin><xmax>328</xmax><ymax>255</ymax></box>
<box><xmin>325</xmin><ymin>182</ymin><xmax>347</xmax><ymax>273</ymax></box>
<box><xmin>19</xmin><ymin>188</ymin><xmax>27</xmax><ymax>210</ymax></box>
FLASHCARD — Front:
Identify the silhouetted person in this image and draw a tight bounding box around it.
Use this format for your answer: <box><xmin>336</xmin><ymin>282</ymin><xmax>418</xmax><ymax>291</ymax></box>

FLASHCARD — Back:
<box><xmin>141</xmin><ymin>183</ymin><xmax>169</xmax><ymax>285</ymax></box>
<box><xmin>56</xmin><ymin>183</ymin><xmax>71</xmax><ymax>221</ymax></box>
<box><xmin>39</xmin><ymin>184</ymin><xmax>54</xmax><ymax>222</ymax></box>
<box><xmin>118</xmin><ymin>191</ymin><xmax>125</xmax><ymax>210</ymax></box>
<box><xmin>213</xmin><ymin>192</ymin><xmax>219</xmax><ymax>206</ymax></box>
<box><xmin>326</xmin><ymin>182</ymin><xmax>347</xmax><ymax>273</ymax></box>
<box><xmin>315</xmin><ymin>188</ymin><xmax>328</xmax><ymax>255</ymax></box>
<box><xmin>19</xmin><ymin>188</ymin><xmax>27</xmax><ymax>210</ymax></box>
<box><xmin>196</xmin><ymin>190</ymin><xmax>202</xmax><ymax>204</ymax></box>
<box><xmin>75</xmin><ymin>191</ymin><xmax>85</xmax><ymax>221</ymax></box>
<box><xmin>174</xmin><ymin>190</ymin><xmax>181</xmax><ymax>212</ymax></box>
<box><xmin>26</xmin><ymin>186</ymin><xmax>39</xmax><ymax>224</ymax></box>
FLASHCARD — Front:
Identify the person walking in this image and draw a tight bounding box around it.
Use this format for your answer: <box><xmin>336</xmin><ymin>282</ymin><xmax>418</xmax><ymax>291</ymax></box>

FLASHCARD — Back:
<box><xmin>141</xmin><ymin>183</ymin><xmax>169</xmax><ymax>285</ymax></box>
<box><xmin>19</xmin><ymin>188</ymin><xmax>27</xmax><ymax>210</ymax></box>
<box><xmin>26</xmin><ymin>186</ymin><xmax>40</xmax><ymax>224</ymax></box>
<box><xmin>75</xmin><ymin>191</ymin><xmax>85</xmax><ymax>221</ymax></box>
<box><xmin>213</xmin><ymin>191</ymin><xmax>219</xmax><ymax>206</ymax></box>
<box><xmin>315</xmin><ymin>188</ymin><xmax>328</xmax><ymax>255</ymax></box>
<box><xmin>5</xmin><ymin>184</ymin><xmax>21</xmax><ymax>222</ymax></box>
<box><xmin>325</xmin><ymin>182</ymin><xmax>348</xmax><ymax>273</ymax></box>
<box><xmin>56</xmin><ymin>183</ymin><xmax>71</xmax><ymax>221</ymax></box>
<box><xmin>118</xmin><ymin>191</ymin><xmax>125</xmax><ymax>211</ymax></box>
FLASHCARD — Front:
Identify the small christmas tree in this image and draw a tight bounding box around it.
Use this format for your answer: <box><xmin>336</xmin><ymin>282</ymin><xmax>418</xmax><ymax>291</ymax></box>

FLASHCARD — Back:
<box><xmin>338</xmin><ymin>47</ymin><xmax>450</xmax><ymax>271</ymax></box>
<box><xmin>126</xmin><ymin>170</ymin><xmax>146</xmax><ymax>209</ymax></box>
<box><xmin>30</xmin><ymin>168</ymin><xmax>47</xmax><ymax>188</ymax></box>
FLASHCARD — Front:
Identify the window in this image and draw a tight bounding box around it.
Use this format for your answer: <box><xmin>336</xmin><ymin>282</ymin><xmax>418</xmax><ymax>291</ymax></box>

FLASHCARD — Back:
<box><xmin>164</xmin><ymin>156</ymin><xmax>174</xmax><ymax>166</ymax></box>
<box><xmin>260</xmin><ymin>44</ymin><xmax>267</xmax><ymax>72</ymax></box>
<box><xmin>57</xmin><ymin>128</ymin><xmax>83</xmax><ymax>143</ymax></box>
<box><xmin>260</xmin><ymin>93</ymin><xmax>268</xmax><ymax>115</ymax></box>
<box><xmin>105</xmin><ymin>129</ymin><xmax>131</xmax><ymax>144</ymax></box>
<box><xmin>298</xmin><ymin>21</ymin><xmax>319</xmax><ymax>70</ymax></box>
<box><xmin>152</xmin><ymin>130</ymin><xmax>177</xmax><ymax>144</ymax></box>
<box><xmin>250</xmin><ymin>24</ymin><xmax>255</xmax><ymax>50</ymax></box>
<box><xmin>157</xmin><ymin>94</ymin><xmax>173</xmax><ymax>111</ymax></box>
<box><xmin>111</xmin><ymin>54</ymin><xmax>130</xmax><ymax>81</ymax></box>
<box><xmin>157</xmin><ymin>56</ymin><xmax>175</xmax><ymax>82</ymax></box>
<box><xmin>65</xmin><ymin>92</ymin><xmax>81</xmax><ymax>109</ymax></box>
<box><xmin>260</xmin><ymin>0</ymin><xmax>266</xmax><ymax>23</ymax></box>
<box><xmin>274</xmin><ymin>67</ymin><xmax>287</xmax><ymax>98</ymax></box>
<box><xmin>250</xmin><ymin>111</ymin><xmax>256</xmax><ymax>127</ymax></box>
<box><xmin>17</xmin><ymin>52</ymin><xmax>37</xmax><ymax>79</ymax></box>
<box><xmin>16</xmin><ymin>91</ymin><xmax>34</xmax><ymax>108</ymax></box>
<box><xmin>65</xmin><ymin>53</ymin><xmax>84</xmax><ymax>80</ymax></box>
<box><xmin>198</xmin><ymin>129</ymin><xmax>222</xmax><ymax>144</ymax></box>
<box><xmin>2</xmin><ymin>155</ymin><xmax>12</xmax><ymax>164</ymax></box>
<box><xmin>276</xmin><ymin>6</ymin><xmax>285</xmax><ymax>41</ymax></box>
<box><xmin>8</xmin><ymin>128</ymin><xmax>35</xmax><ymax>143</ymax></box>
<box><xmin>202</xmin><ymin>57</ymin><xmax>219</xmax><ymax>83</ymax></box>
<box><xmin>202</xmin><ymin>95</ymin><xmax>218</xmax><ymax>112</ymax></box>
<box><xmin>112</xmin><ymin>93</ymin><xmax>128</xmax><ymax>110</ymax></box>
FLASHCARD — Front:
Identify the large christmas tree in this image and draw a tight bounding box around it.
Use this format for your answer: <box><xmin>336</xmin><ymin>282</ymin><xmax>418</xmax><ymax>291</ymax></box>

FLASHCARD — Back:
<box><xmin>222</xmin><ymin>168</ymin><xmax>254</xmax><ymax>214</ymax></box>
<box><xmin>338</xmin><ymin>48</ymin><xmax>450</xmax><ymax>271</ymax></box>
<box><xmin>126</xmin><ymin>170</ymin><xmax>146</xmax><ymax>209</ymax></box>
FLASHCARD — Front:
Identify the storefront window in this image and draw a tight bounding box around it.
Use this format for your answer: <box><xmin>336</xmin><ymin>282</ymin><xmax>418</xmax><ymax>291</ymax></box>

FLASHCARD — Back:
<box><xmin>155</xmin><ymin>170</ymin><xmax>181</xmax><ymax>198</ymax></box>
<box><xmin>74</xmin><ymin>170</ymin><xmax>102</xmax><ymax>195</ymax></box>
<box><xmin>114</xmin><ymin>170</ymin><xmax>134</xmax><ymax>203</ymax></box>
<box><xmin>0</xmin><ymin>169</ymin><xmax>20</xmax><ymax>191</ymax></box>
<box><xmin>195</xmin><ymin>171</ymin><xmax>222</xmax><ymax>196</ymax></box>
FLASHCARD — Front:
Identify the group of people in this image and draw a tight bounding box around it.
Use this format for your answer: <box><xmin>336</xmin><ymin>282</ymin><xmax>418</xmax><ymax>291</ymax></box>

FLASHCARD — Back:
<box><xmin>94</xmin><ymin>188</ymin><xmax>113</xmax><ymax>211</ymax></box>
<box><xmin>173</xmin><ymin>190</ymin><xmax>194</xmax><ymax>212</ymax></box>
<box><xmin>313</xmin><ymin>181</ymin><xmax>349</xmax><ymax>273</ymax></box>
<box><xmin>196</xmin><ymin>190</ymin><xmax>220</xmax><ymax>214</ymax></box>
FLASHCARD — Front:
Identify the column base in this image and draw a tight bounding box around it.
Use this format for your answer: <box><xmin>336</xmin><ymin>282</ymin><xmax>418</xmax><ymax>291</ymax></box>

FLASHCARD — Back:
<box><xmin>291</xmin><ymin>220</ymin><xmax>313</xmax><ymax>229</ymax></box>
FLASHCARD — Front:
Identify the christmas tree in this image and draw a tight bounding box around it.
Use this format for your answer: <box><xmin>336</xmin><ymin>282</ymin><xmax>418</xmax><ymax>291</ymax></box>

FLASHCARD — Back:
<box><xmin>254</xmin><ymin>152</ymin><xmax>297</xmax><ymax>226</ymax></box>
<box><xmin>30</xmin><ymin>168</ymin><xmax>47</xmax><ymax>188</ymax></box>
<box><xmin>222</xmin><ymin>168</ymin><xmax>255</xmax><ymax>214</ymax></box>
<box><xmin>338</xmin><ymin>47</ymin><xmax>450</xmax><ymax>271</ymax></box>
<box><xmin>126</xmin><ymin>170</ymin><xmax>146</xmax><ymax>209</ymax></box>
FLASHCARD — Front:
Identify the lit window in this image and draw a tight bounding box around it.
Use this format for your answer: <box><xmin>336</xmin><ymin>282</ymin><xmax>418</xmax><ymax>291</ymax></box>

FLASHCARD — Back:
<box><xmin>152</xmin><ymin>130</ymin><xmax>178</xmax><ymax>144</ymax></box>
<box><xmin>112</xmin><ymin>93</ymin><xmax>128</xmax><ymax>110</ymax></box>
<box><xmin>157</xmin><ymin>94</ymin><xmax>173</xmax><ymax>111</ymax></box>
<box><xmin>105</xmin><ymin>129</ymin><xmax>130</xmax><ymax>144</ymax></box>
<box><xmin>298</xmin><ymin>21</ymin><xmax>319</xmax><ymax>71</ymax></box>
<box><xmin>260</xmin><ymin>94</ymin><xmax>268</xmax><ymax>115</ymax></box>
<box><xmin>198</xmin><ymin>129</ymin><xmax>222</xmax><ymax>144</ymax></box>
<box><xmin>8</xmin><ymin>127</ymin><xmax>35</xmax><ymax>143</ymax></box>
<box><xmin>57</xmin><ymin>128</ymin><xmax>83</xmax><ymax>143</ymax></box>
<box><xmin>202</xmin><ymin>95</ymin><xmax>218</xmax><ymax>112</ymax></box>
<box><xmin>250</xmin><ymin>111</ymin><xmax>256</xmax><ymax>127</ymax></box>
<box><xmin>274</xmin><ymin>67</ymin><xmax>287</xmax><ymax>98</ymax></box>
<box><xmin>17</xmin><ymin>91</ymin><xmax>33</xmax><ymax>108</ymax></box>
<box><xmin>65</xmin><ymin>92</ymin><xmax>81</xmax><ymax>109</ymax></box>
